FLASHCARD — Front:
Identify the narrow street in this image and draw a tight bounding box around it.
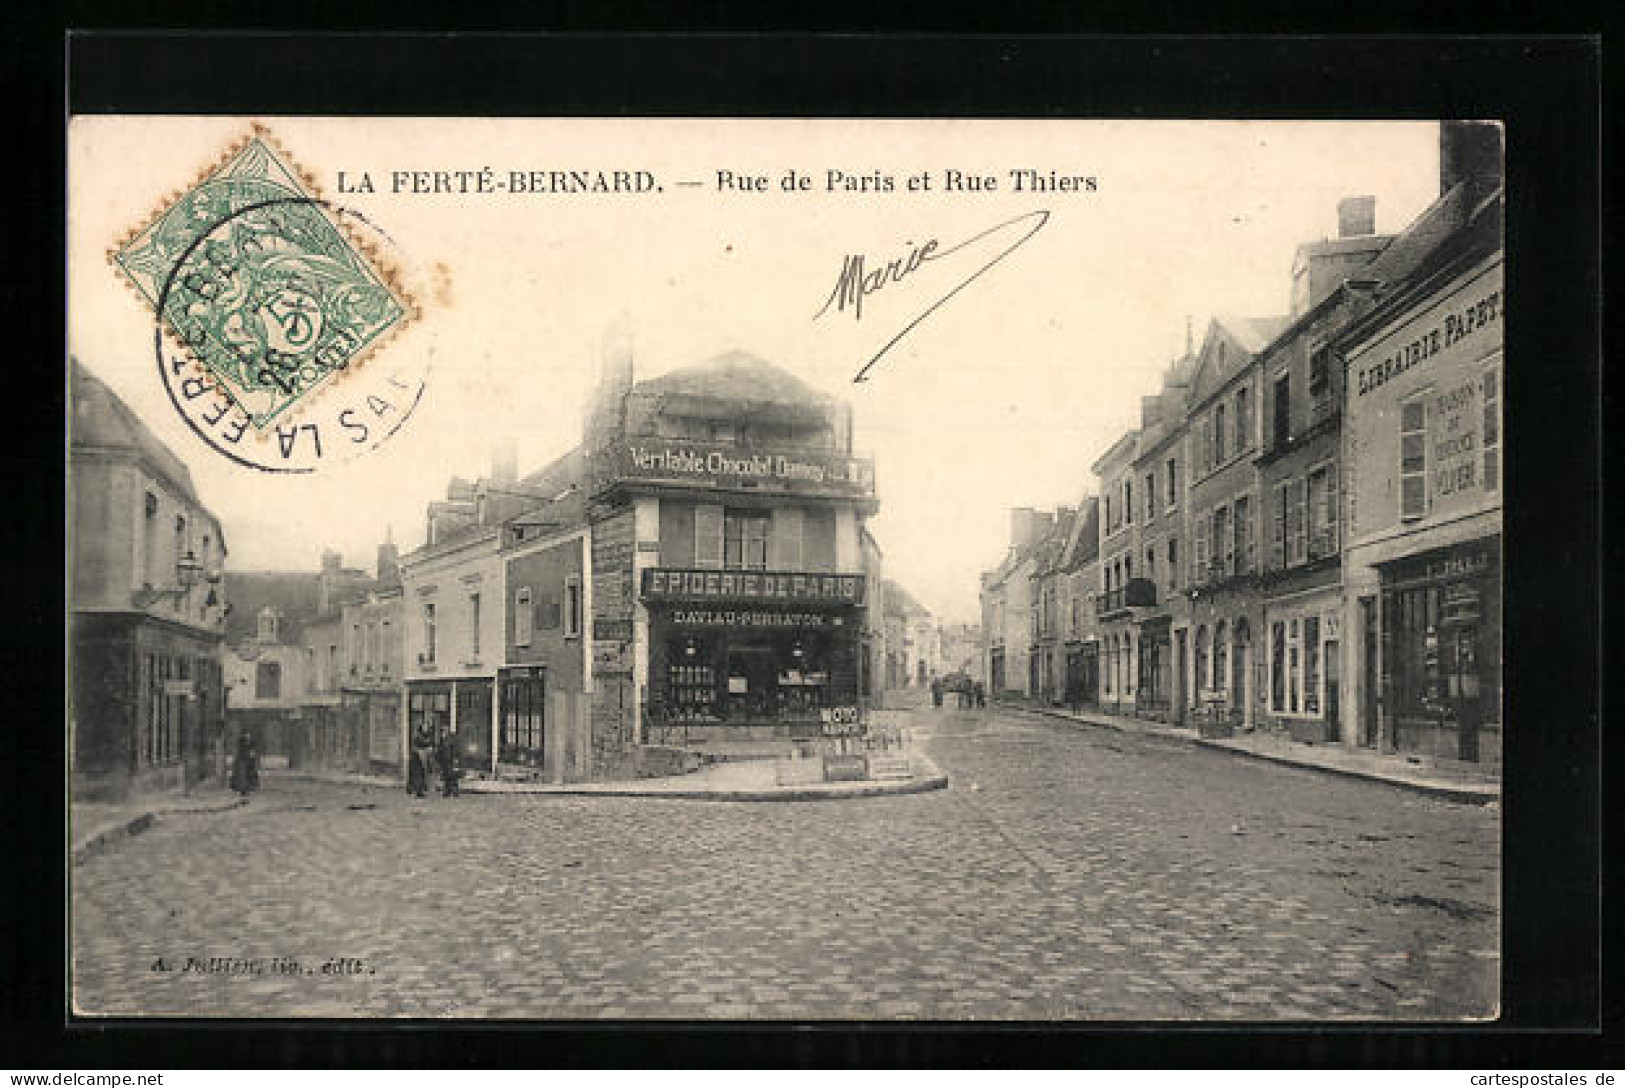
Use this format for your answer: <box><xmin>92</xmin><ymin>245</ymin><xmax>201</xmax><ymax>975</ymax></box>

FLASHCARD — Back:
<box><xmin>73</xmin><ymin>701</ymin><xmax>1499</xmax><ymax>1020</ymax></box>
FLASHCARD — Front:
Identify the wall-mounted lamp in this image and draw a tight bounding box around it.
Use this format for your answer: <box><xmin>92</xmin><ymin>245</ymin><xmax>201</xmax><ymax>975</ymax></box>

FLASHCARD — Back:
<box><xmin>133</xmin><ymin>550</ymin><xmax>204</xmax><ymax>607</ymax></box>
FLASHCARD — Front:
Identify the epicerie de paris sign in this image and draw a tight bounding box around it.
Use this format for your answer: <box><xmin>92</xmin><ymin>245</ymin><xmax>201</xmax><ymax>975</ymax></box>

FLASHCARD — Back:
<box><xmin>643</xmin><ymin>568</ymin><xmax>867</xmax><ymax>606</ymax></box>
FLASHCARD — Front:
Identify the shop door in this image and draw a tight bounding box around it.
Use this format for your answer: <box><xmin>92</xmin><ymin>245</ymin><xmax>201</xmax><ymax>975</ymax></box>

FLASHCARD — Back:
<box><xmin>1173</xmin><ymin>631</ymin><xmax>1187</xmax><ymax>723</ymax></box>
<box><xmin>1360</xmin><ymin>597</ymin><xmax>1378</xmax><ymax>747</ymax></box>
<box><xmin>1325</xmin><ymin>640</ymin><xmax>1341</xmax><ymax>741</ymax></box>
<box><xmin>456</xmin><ymin>681</ymin><xmax>492</xmax><ymax>774</ymax></box>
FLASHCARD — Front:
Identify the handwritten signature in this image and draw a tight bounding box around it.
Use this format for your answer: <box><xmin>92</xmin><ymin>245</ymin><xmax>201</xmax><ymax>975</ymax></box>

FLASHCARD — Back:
<box><xmin>813</xmin><ymin>210</ymin><xmax>1051</xmax><ymax>382</ymax></box>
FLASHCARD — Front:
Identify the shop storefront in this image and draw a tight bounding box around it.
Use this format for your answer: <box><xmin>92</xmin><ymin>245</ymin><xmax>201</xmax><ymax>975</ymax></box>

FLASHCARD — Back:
<box><xmin>1064</xmin><ymin>641</ymin><xmax>1099</xmax><ymax>709</ymax></box>
<box><xmin>1136</xmin><ymin>617</ymin><xmax>1171</xmax><ymax>716</ymax></box>
<box><xmin>1377</xmin><ymin>536</ymin><xmax>1501</xmax><ymax>763</ymax></box>
<box><xmin>1263</xmin><ymin>596</ymin><xmax>1340</xmax><ymax>743</ymax></box>
<box><xmin>640</xmin><ymin>569</ymin><xmax>865</xmax><ymax>746</ymax></box>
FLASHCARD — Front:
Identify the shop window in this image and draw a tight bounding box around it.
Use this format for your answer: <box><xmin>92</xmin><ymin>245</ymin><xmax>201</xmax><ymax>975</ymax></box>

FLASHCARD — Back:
<box><xmin>408</xmin><ymin>687</ymin><xmax>452</xmax><ymax>743</ymax></box>
<box><xmin>1304</xmin><ymin>616</ymin><xmax>1321</xmax><ymax>714</ymax></box>
<box><xmin>500</xmin><ymin>671</ymin><xmax>546</xmax><ymax>759</ymax></box>
<box><xmin>723</xmin><ymin>510</ymin><xmax>770</xmax><ymax>570</ymax></box>
<box><xmin>515</xmin><ymin>586</ymin><xmax>533</xmax><ymax>646</ymax></box>
<box><xmin>1483</xmin><ymin>365</ymin><xmax>1500</xmax><ymax>492</ymax></box>
<box><xmin>1288</xmin><ymin>619</ymin><xmax>1301</xmax><ymax>713</ymax></box>
<box><xmin>1400</xmin><ymin>396</ymin><xmax>1428</xmax><ymax>520</ymax></box>
<box><xmin>256</xmin><ymin>661</ymin><xmax>281</xmax><ymax>700</ymax></box>
<box><xmin>1271</xmin><ymin>621</ymin><xmax>1286</xmax><ymax>712</ymax></box>
<box><xmin>1195</xmin><ymin>626</ymin><xmax>1209</xmax><ymax>691</ymax></box>
<box><xmin>1213</xmin><ymin>621</ymin><xmax>1228</xmax><ymax>692</ymax></box>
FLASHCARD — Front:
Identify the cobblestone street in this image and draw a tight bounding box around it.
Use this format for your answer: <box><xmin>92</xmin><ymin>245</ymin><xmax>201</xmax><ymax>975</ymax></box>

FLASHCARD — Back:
<box><xmin>72</xmin><ymin>703</ymin><xmax>1499</xmax><ymax>1020</ymax></box>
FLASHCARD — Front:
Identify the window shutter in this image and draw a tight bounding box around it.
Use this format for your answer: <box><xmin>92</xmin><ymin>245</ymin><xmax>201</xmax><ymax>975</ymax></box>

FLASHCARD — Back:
<box><xmin>771</xmin><ymin>507</ymin><xmax>804</xmax><ymax>568</ymax></box>
<box><xmin>1271</xmin><ymin>484</ymin><xmax>1286</xmax><ymax>570</ymax></box>
<box><xmin>1293</xmin><ymin>477</ymin><xmax>1309</xmax><ymax>564</ymax></box>
<box><xmin>694</xmin><ymin>504</ymin><xmax>724</xmax><ymax>568</ymax></box>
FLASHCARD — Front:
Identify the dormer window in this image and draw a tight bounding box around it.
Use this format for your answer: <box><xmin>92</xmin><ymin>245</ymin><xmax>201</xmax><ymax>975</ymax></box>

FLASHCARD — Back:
<box><xmin>257</xmin><ymin>607</ymin><xmax>279</xmax><ymax>643</ymax></box>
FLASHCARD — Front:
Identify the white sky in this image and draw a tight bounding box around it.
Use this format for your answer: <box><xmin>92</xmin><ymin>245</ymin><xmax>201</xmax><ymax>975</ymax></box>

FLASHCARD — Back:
<box><xmin>69</xmin><ymin>118</ymin><xmax>1441</xmax><ymax>626</ymax></box>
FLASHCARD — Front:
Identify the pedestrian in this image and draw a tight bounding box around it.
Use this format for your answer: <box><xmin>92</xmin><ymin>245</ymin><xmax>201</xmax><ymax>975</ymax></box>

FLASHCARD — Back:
<box><xmin>437</xmin><ymin>729</ymin><xmax>461</xmax><ymax>798</ymax></box>
<box><xmin>408</xmin><ymin>722</ymin><xmax>434</xmax><ymax>798</ymax></box>
<box><xmin>931</xmin><ymin>677</ymin><xmax>943</xmax><ymax>708</ymax></box>
<box><xmin>973</xmin><ymin>680</ymin><xmax>985</xmax><ymax>709</ymax></box>
<box><xmin>228</xmin><ymin>731</ymin><xmax>260</xmax><ymax>799</ymax></box>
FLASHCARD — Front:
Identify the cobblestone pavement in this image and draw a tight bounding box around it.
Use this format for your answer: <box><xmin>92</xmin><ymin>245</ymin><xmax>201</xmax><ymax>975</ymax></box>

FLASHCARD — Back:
<box><xmin>72</xmin><ymin>703</ymin><xmax>1498</xmax><ymax>1020</ymax></box>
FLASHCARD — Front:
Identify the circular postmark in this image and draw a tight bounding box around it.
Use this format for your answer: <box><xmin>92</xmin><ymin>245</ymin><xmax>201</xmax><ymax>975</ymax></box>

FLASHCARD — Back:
<box><xmin>151</xmin><ymin>193</ymin><xmax>429</xmax><ymax>474</ymax></box>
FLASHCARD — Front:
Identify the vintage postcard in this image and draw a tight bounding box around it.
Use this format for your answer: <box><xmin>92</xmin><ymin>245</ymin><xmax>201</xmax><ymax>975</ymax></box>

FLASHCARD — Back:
<box><xmin>68</xmin><ymin>116</ymin><xmax>1503</xmax><ymax>1020</ymax></box>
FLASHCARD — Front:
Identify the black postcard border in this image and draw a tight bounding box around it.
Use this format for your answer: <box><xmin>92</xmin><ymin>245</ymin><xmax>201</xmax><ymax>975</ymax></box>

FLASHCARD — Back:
<box><xmin>21</xmin><ymin>31</ymin><xmax>1608</xmax><ymax>1069</ymax></box>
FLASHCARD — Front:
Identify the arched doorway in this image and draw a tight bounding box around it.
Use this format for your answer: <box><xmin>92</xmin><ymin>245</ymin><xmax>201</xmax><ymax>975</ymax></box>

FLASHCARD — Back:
<box><xmin>1233</xmin><ymin>617</ymin><xmax>1251</xmax><ymax>729</ymax></box>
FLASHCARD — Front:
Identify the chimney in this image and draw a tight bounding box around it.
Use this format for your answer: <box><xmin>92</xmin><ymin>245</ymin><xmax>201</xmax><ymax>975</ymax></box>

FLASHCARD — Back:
<box><xmin>1439</xmin><ymin>120</ymin><xmax>1504</xmax><ymax>197</ymax></box>
<box><xmin>376</xmin><ymin>525</ymin><xmax>400</xmax><ymax>584</ymax></box>
<box><xmin>491</xmin><ymin>441</ymin><xmax>517</xmax><ymax>488</ymax></box>
<box><xmin>586</xmin><ymin>314</ymin><xmax>635</xmax><ymax>447</ymax></box>
<box><xmin>321</xmin><ymin>549</ymin><xmax>342</xmax><ymax>574</ymax></box>
<box><xmin>1337</xmin><ymin>195</ymin><xmax>1377</xmax><ymax>238</ymax></box>
<box><xmin>1141</xmin><ymin>394</ymin><xmax>1163</xmax><ymax>428</ymax></box>
<box><xmin>1010</xmin><ymin>507</ymin><xmax>1042</xmax><ymax>551</ymax></box>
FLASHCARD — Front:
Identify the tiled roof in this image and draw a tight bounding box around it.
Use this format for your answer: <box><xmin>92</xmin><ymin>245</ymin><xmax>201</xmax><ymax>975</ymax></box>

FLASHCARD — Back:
<box><xmin>634</xmin><ymin>350</ymin><xmax>833</xmax><ymax>408</ymax></box>
<box><xmin>223</xmin><ymin>572</ymin><xmax>323</xmax><ymax>645</ymax></box>
<box><xmin>1213</xmin><ymin>315</ymin><xmax>1292</xmax><ymax>354</ymax></box>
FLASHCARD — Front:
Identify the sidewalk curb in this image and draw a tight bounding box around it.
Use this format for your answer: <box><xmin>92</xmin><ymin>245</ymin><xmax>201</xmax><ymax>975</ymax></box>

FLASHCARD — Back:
<box><xmin>1190</xmin><ymin>738</ymin><xmax>1500</xmax><ymax>805</ymax></box>
<box><xmin>72</xmin><ymin>812</ymin><xmax>156</xmax><ymax>866</ymax></box>
<box><xmin>72</xmin><ymin>796</ymin><xmax>252</xmax><ymax>866</ymax></box>
<box><xmin>1016</xmin><ymin>705</ymin><xmax>1498</xmax><ymax>805</ymax></box>
<box><xmin>462</xmin><ymin>772</ymin><xmax>950</xmax><ymax>802</ymax></box>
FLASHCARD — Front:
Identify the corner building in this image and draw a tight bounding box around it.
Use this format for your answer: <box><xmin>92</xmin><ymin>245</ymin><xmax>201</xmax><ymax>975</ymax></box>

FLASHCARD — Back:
<box><xmin>582</xmin><ymin>349</ymin><xmax>879</xmax><ymax>761</ymax></box>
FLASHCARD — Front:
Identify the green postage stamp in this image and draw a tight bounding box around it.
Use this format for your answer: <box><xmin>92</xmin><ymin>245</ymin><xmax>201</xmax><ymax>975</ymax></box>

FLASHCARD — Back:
<box><xmin>111</xmin><ymin>127</ymin><xmax>414</xmax><ymax>430</ymax></box>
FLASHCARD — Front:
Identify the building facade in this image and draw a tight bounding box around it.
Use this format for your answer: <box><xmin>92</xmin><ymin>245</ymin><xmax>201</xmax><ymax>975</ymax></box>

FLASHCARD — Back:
<box><xmin>1093</xmin><ymin>433</ymin><xmax>1144</xmax><ymax>714</ymax></box>
<box><xmin>70</xmin><ymin>359</ymin><xmax>230</xmax><ymax>801</ymax></box>
<box><xmin>979</xmin><ymin>507</ymin><xmax>1054</xmax><ymax>699</ymax></box>
<box><xmin>1340</xmin><ymin>159</ymin><xmax>1503</xmax><ymax>765</ymax></box>
<box><xmin>1253</xmin><ymin>200</ymin><xmax>1392</xmax><ymax>743</ymax></box>
<box><xmin>1183</xmin><ymin>316</ymin><xmax>1288</xmax><ymax>731</ymax></box>
<box><xmin>400</xmin><ymin>523</ymin><xmax>506</xmax><ymax>777</ymax></box>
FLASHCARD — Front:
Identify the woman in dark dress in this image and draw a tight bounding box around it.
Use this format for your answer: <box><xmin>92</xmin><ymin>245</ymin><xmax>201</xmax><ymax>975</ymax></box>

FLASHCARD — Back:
<box><xmin>229</xmin><ymin>732</ymin><xmax>260</xmax><ymax>798</ymax></box>
<box><xmin>408</xmin><ymin>723</ymin><xmax>433</xmax><ymax>798</ymax></box>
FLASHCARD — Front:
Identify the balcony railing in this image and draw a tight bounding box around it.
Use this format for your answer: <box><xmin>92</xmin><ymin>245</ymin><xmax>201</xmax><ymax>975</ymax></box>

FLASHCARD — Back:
<box><xmin>1096</xmin><ymin>578</ymin><xmax>1157</xmax><ymax>616</ymax></box>
<box><xmin>1306</xmin><ymin>529</ymin><xmax>1339</xmax><ymax>561</ymax></box>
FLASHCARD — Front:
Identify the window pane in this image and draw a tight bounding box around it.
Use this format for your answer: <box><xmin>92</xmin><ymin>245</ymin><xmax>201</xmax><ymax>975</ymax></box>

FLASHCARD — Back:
<box><xmin>1401</xmin><ymin>400</ymin><xmax>1424</xmax><ymax>431</ymax></box>
<box><xmin>1401</xmin><ymin>433</ymin><xmax>1425</xmax><ymax>472</ymax></box>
